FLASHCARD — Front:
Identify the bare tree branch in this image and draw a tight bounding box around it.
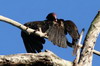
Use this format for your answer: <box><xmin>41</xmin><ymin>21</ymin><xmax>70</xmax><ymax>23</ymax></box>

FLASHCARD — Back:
<box><xmin>74</xmin><ymin>29</ymin><xmax>85</xmax><ymax>65</ymax></box>
<box><xmin>74</xmin><ymin>44</ymin><xmax>100</xmax><ymax>56</ymax></box>
<box><xmin>78</xmin><ymin>11</ymin><xmax>100</xmax><ymax>66</ymax></box>
<box><xmin>0</xmin><ymin>15</ymin><xmax>48</xmax><ymax>38</ymax></box>
<box><xmin>0</xmin><ymin>50</ymin><xmax>73</xmax><ymax>66</ymax></box>
<box><xmin>93</xmin><ymin>50</ymin><xmax>100</xmax><ymax>56</ymax></box>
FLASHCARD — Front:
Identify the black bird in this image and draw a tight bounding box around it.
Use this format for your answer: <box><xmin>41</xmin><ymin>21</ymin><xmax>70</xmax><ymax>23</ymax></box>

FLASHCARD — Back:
<box><xmin>21</xmin><ymin>13</ymin><xmax>79</xmax><ymax>53</ymax></box>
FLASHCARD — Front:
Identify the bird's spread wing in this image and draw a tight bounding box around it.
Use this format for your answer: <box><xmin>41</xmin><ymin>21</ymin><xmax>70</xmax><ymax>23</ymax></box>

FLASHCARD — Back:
<box><xmin>64</xmin><ymin>20</ymin><xmax>80</xmax><ymax>47</ymax></box>
<box><xmin>21</xmin><ymin>21</ymin><xmax>45</xmax><ymax>53</ymax></box>
<box><xmin>64</xmin><ymin>20</ymin><xmax>80</xmax><ymax>55</ymax></box>
<box><xmin>46</xmin><ymin>22</ymin><xmax>67</xmax><ymax>48</ymax></box>
<box><xmin>64</xmin><ymin>20</ymin><xmax>79</xmax><ymax>40</ymax></box>
<box><xmin>22</xmin><ymin>20</ymin><xmax>79</xmax><ymax>53</ymax></box>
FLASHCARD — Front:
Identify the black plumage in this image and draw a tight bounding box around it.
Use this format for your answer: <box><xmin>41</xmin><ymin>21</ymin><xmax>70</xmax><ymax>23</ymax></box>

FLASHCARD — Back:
<box><xmin>21</xmin><ymin>13</ymin><xmax>79</xmax><ymax>53</ymax></box>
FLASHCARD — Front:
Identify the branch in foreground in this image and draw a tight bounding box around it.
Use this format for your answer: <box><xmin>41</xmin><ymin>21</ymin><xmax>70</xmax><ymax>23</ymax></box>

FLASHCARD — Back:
<box><xmin>0</xmin><ymin>50</ymin><xmax>72</xmax><ymax>66</ymax></box>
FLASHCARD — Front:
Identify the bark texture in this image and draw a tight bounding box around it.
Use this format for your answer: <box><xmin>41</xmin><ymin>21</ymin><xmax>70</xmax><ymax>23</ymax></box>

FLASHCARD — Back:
<box><xmin>78</xmin><ymin>11</ymin><xmax>100</xmax><ymax>66</ymax></box>
<box><xmin>0</xmin><ymin>50</ymin><xmax>72</xmax><ymax>66</ymax></box>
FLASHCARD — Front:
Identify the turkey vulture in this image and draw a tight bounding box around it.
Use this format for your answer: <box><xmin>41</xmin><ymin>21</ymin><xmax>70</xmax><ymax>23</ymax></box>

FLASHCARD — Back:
<box><xmin>21</xmin><ymin>13</ymin><xmax>79</xmax><ymax>53</ymax></box>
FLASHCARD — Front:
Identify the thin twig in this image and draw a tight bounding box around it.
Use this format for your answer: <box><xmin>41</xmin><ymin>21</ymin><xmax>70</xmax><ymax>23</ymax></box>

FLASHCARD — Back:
<box><xmin>74</xmin><ymin>28</ymin><xmax>85</xmax><ymax>65</ymax></box>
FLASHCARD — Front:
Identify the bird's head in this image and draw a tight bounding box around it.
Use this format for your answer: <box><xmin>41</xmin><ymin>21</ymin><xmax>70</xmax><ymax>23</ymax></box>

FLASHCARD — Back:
<box><xmin>46</xmin><ymin>13</ymin><xmax>57</xmax><ymax>22</ymax></box>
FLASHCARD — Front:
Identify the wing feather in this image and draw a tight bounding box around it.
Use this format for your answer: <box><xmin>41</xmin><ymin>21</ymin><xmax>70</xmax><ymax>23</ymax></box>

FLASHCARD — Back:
<box><xmin>64</xmin><ymin>20</ymin><xmax>79</xmax><ymax>39</ymax></box>
<box><xmin>21</xmin><ymin>21</ymin><xmax>45</xmax><ymax>53</ymax></box>
<box><xmin>46</xmin><ymin>21</ymin><xmax>67</xmax><ymax>48</ymax></box>
<box><xmin>64</xmin><ymin>20</ymin><xmax>79</xmax><ymax>45</ymax></box>
<box><xmin>21</xmin><ymin>31</ymin><xmax>45</xmax><ymax>53</ymax></box>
